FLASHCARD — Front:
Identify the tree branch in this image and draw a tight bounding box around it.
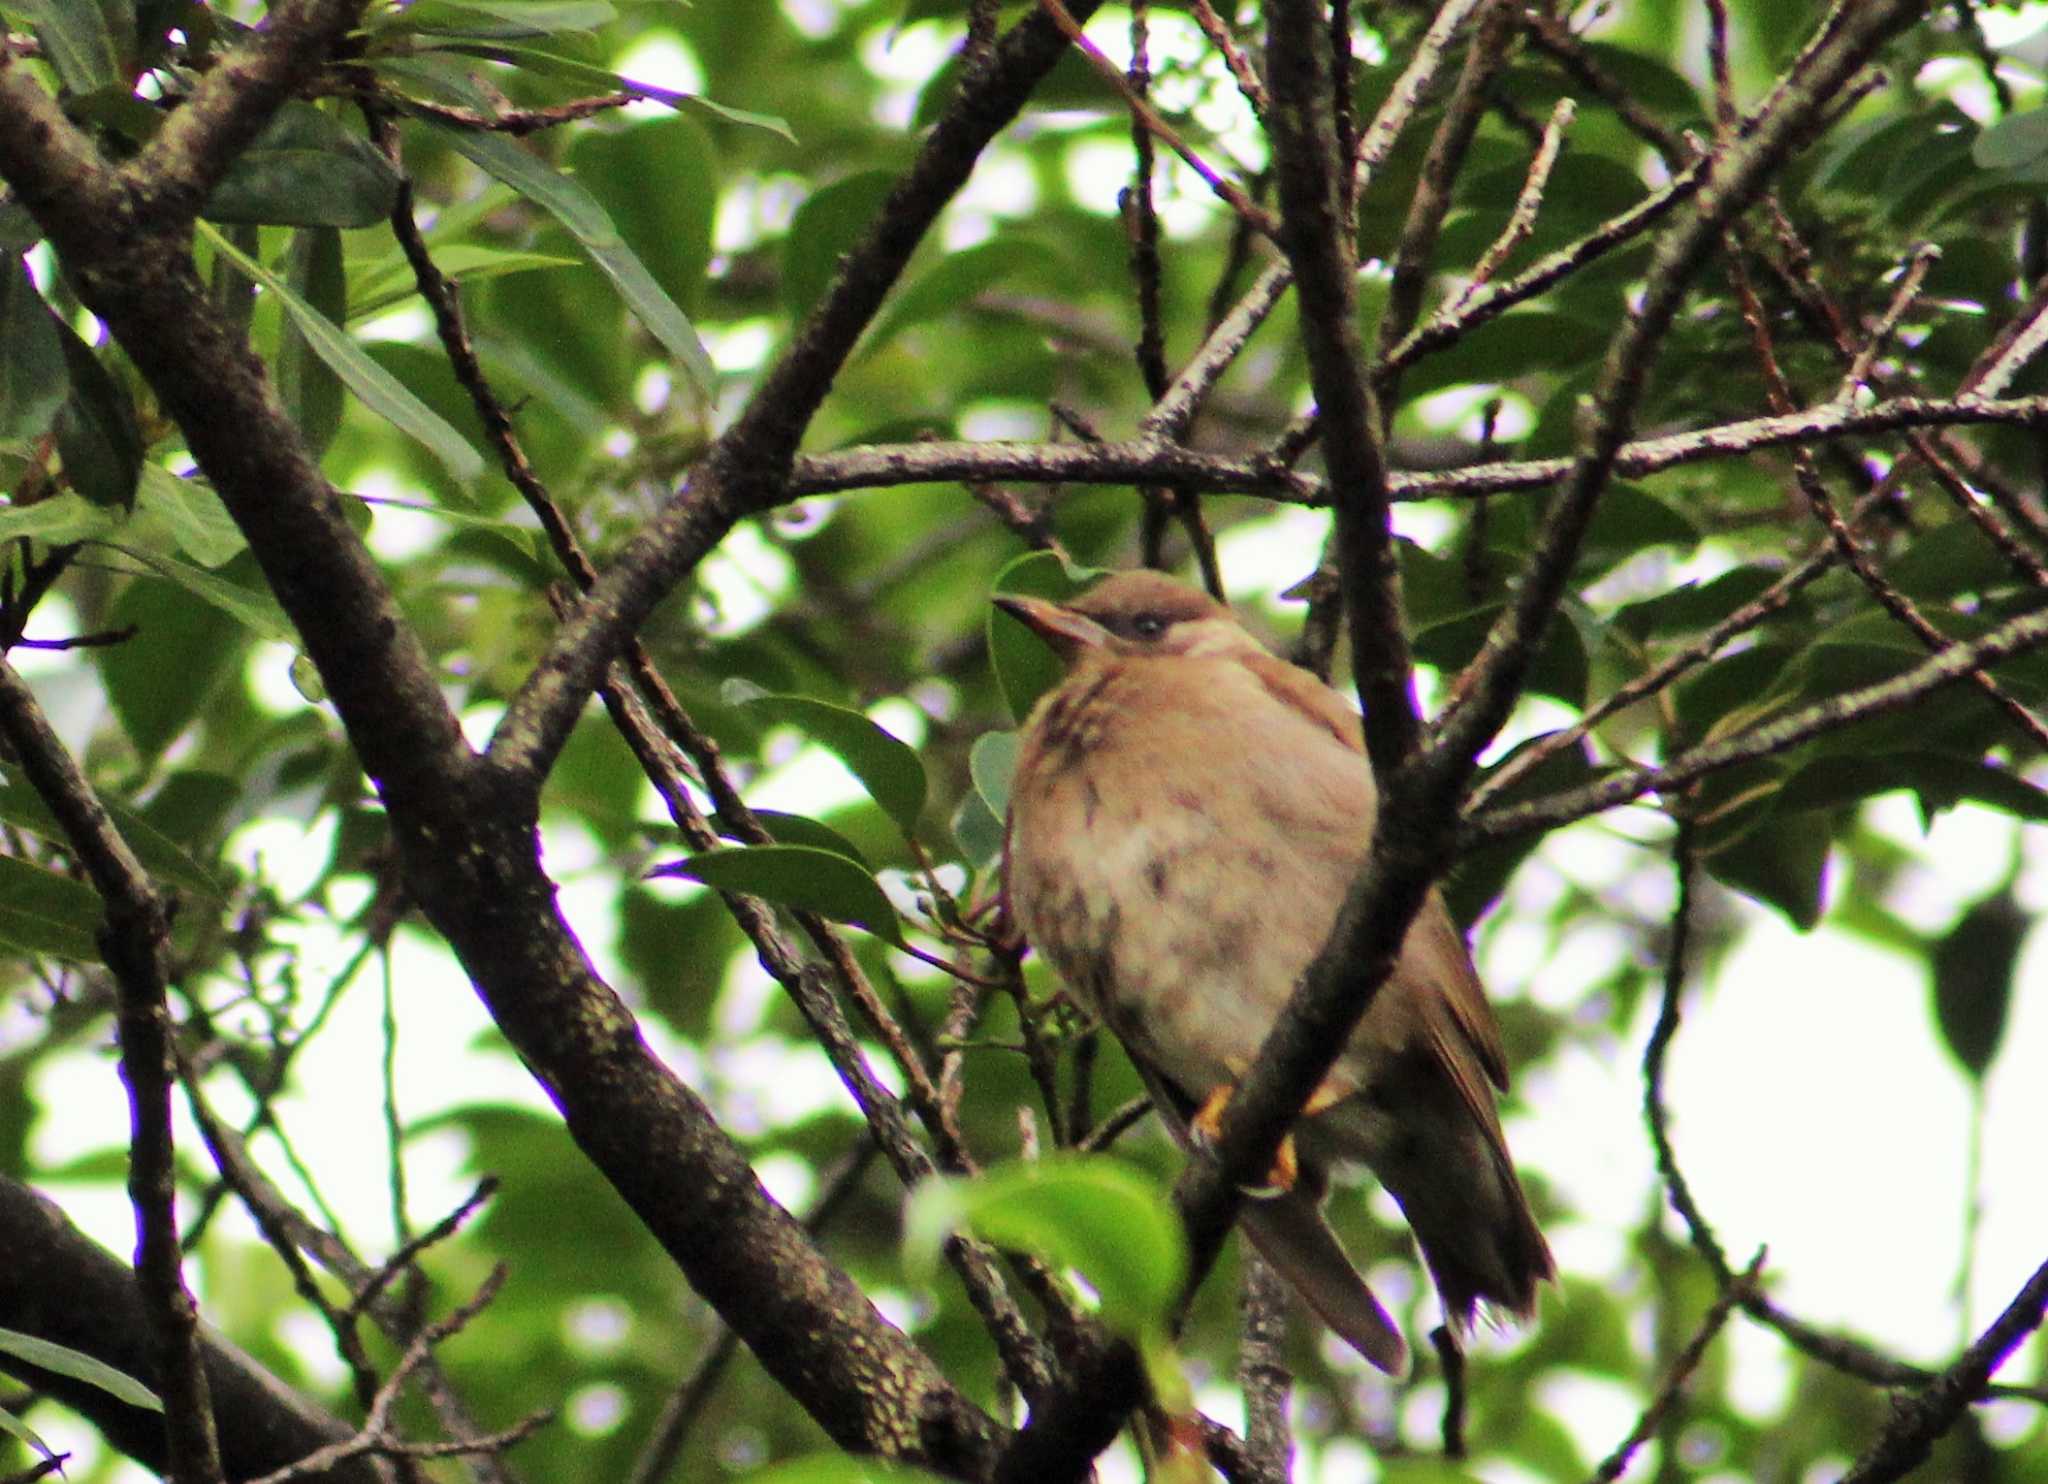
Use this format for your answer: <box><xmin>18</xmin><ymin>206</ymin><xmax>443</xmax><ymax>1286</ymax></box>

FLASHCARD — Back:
<box><xmin>0</xmin><ymin>659</ymin><xmax>224</xmax><ymax>1483</ymax></box>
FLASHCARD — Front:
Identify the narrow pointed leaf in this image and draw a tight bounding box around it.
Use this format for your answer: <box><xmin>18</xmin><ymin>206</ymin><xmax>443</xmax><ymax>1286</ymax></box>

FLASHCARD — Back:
<box><xmin>197</xmin><ymin>223</ymin><xmax>484</xmax><ymax>482</ymax></box>
<box><xmin>0</xmin><ymin>1327</ymin><xmax>163</xmax><ymax>1410</ymax></box>
<box><xmin>445</xmin><ymin>129</ymin><xmax>715</xmax><ymax>398</ymax></box>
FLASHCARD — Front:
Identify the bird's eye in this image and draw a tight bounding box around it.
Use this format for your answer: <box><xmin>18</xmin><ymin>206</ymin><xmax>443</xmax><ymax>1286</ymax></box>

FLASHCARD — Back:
<box><xmin>1130</xmin><ymin>614</ymin><xmax>1166</xmax><ymax>639</ymax></box>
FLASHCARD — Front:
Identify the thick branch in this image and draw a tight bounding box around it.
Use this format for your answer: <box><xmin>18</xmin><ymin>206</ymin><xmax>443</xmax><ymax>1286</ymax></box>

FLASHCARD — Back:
<box><xmin>1264</xmin><ymin>0</ymin><xmax>1419</xmax><ymax>769</ymax></box>
<box><xmin>0</xmin><ymin>659</ymin><xmax>224</xmax><ymax>1483</ymax></box>
<box><xmin>130</xmin><ymin>0</ymin><xmax>367</xmax><ymax>215</ymax></box>
<box><xmin>0</xmin><ymin>41</ymin><xmax>1003</xmax><ymax>1478</ymax></box>
<box><xmin>0</xmin><ymin>1178</ymin><xmax>383</xmax><ymax>1482</ymax></box>
<box><xmin>777</xmin><ymin>393</ymin><xmax>2048</xmax><ymax>505</ymax></box>
<box><xmin>1837</xmin><ymin>1257</ymin><xmax>2048</xmax><ymax>1484</ymax></box>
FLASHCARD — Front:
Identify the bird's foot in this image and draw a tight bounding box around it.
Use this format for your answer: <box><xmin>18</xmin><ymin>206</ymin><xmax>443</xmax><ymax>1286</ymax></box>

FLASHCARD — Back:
<box><xmin>1190</xmin><ymin>1083</ymin><xmax>1298</xmax><ymax>1197</ymax></box>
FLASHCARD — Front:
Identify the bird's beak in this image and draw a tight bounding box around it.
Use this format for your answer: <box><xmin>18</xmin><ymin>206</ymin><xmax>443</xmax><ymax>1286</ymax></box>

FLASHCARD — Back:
<box><xmin>993</xmin><ymin>594</ymin><xmax>1109</xmax><ymax>658</ymax></box>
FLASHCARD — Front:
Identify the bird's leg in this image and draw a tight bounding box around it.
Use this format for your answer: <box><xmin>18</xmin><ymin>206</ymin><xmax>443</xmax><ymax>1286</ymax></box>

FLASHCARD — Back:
<box><xmin>1189</xmin><ymin>1077</ymin><xmax>1347</xmax><ymax>1196</ymax></box>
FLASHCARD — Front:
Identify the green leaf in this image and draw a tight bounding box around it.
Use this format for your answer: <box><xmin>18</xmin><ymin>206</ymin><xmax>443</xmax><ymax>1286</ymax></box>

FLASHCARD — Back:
<box><xmin>0</xmin><ymin>767</ymin><xmax>224</xmax><ymax>898</ymax></box>
<box><xmin>715</xmin><ymin>809</ymin><xmax>873</xmax><ymax>869</ymax></box>
<box><xmin>17</xmin><ymin>0</ymin><xmax>121</xmax><ymax>93</ymax></box>
<box><xmin>394</xmin><ymin>0</ymin><xmax>618</xmax><ymax>38</ymax></box>
<box><xmin>348</xmin><ymin>242</ymin><xmax>578</xmax><ymax>324</ymax></box>
<box><xmin>197</xmin><ymin>222</ymin><xmax>485</xmax><ymax>483</ymax></box>
<box><xmin>52</xmin><ymin>319</ymin><xmax>142</xmax><ymax>510</ymax></box>
<box><xmin>1776</xmin><ymin>752</ymin><xmax>2048</xmax><ymax>823</ymax></box>
<box><xmin>864</xmin><ymin>238</ymin><xmax>1052</xmax><ymax>357</ymax></box>
<box><xmin>903</xmin><ymin>1156</ymin><xmax>1190</xmax><ymax>1406</ymax></box>
<box><xmin>1931</xmin><ymin>886</ymin><xmax>2022</xmax><ymax>1080</ymax></box>
<box><xmin>0</xmin><ymin>855</ymin><xmax>104</xmax><ymax>962</ymax></box>
<box><xmin>988</xmin><ymin>550</ymin><xmax>1104</xmax><ymax>723</ymax></box>
<box><xmin>203</xmin><ymin>103</ymin><xmax>402</xmax><ymax>229</ymax></box>
<box><xmin>969</xmin><ymin>729</ymin><xmax>1019</xmax><ymax>822</ymax></box>
<box><xmin>0</xmin><ymin>251</ymin><xmax>67</xmax><ymax>440</ymax></box>
<box><xmin>97</xmin><ymin>576</ymin><xmax>241</xmax><ymax>757</ymax></box>
<box><xmin>949</xmin><ymin>788</ymin><xmax>1003</xmax><ymax>869</ymax></box>
<box><xmin>0</xmin><ymin>1326</ymin><xmax>163</xmax><ymax>1411</ymax></box>
<box><xmin>783</xmin><ymin>170</ymin><xmax>895</xmax><ymax>322</ymax></box>
<box><xmin>444</xmin><ymin>129</ymin><xmax>715</xmax><ymax>399</ymax></box>
<box><xmin>1613</xmin><ymin>565</ymin><xmax>1784</xmax><ymax>640</ymax></box>
<box><xmin>276</xmin><ymin>226</ymin><xmax>345</xmax><ymax>458</ymax></box>
<box><xmin>0</xmin><ymin>1397</ymin><xmax>57</xmax><ymax>1462</ymax></box>
<box><xmin>353</xmin><ymin>494</ymin><xmax>540</xmax><ymax>562</ymax></box>
<box><xmin>650</xmin><ymin>844</ymin><xmax>904</xmax><ymax>945</ymax></box>
<box><xmin>135</xmin><ymin>465</ymin><xmax>247</xmax><ymax>568</ymax></box>
<box><xmin>0</xmin><ymin>492</ymin><xmax>121</xmax><ymax>546</ymax></box>
<box><xmin>111</xmin><ymin>545</ymin><xmax>297</xmax><ymax>645</ymax></box>
<box><xmin>1973</xmin><ymin>108</ymin><xmax>2048</xmax><ymax>172</ymax></box>
<box><xmin>737</xmin><ymin>693</ymin><xmax>926</xmax><ymax>836</ymax></box>
<box><xmin>1703</xmin><ymin>811</ymin><xmax>1831</xmax><ymax>930</ymax></box>
<box><xmin>1414</xmin><ymin>600</ymin><xmax>1589</xmax><ymax>707</ymax></box>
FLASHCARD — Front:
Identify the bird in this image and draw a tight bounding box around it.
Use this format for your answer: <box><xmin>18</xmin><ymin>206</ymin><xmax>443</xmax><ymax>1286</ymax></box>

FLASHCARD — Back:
<box><xmin>997</xmin><ymin>569</ymin><xmax>1553</xmax><ymax>1374</ymax></box>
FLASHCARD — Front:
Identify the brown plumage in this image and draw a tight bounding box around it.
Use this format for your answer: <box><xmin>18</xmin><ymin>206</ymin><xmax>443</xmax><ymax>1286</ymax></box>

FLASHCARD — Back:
<box><xmin>998</xmin><ymin>570</ymin><xmax>1552</xmax><ymax>1374</ymax></box>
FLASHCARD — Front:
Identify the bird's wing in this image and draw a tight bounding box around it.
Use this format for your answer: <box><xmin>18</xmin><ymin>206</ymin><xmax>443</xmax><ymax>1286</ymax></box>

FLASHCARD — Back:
<box><xmin>1132</xmin><ymin>1058</ymin><xmax>1408</xmax><ymax>1374</ymax></box>
<box><xmin>1240</xmin><ymin>650</ymin><xmax>1513</xmax><ymax>1095</ymax></box>
<box><xmin>1236</xmin><ymin>651</ymin><xmax>1369</xmax><ymax>753</ymax></box>
<box><xmin>1410</xmin><ymin>891</ymin><xmax>1512</xmax><ymax>1093</ymax></box>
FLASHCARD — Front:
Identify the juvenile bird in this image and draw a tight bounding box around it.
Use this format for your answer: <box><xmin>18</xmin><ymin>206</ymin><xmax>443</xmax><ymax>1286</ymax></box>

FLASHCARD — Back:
<box><xmin>999</xmin><ymin>570</ymin><xmax>1552</xmax><ymax>1373</ymax></box>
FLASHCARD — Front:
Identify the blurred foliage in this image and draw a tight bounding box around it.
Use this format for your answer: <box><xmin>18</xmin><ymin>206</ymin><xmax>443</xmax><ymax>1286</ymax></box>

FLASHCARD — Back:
<box><xmin>2</xmin><ymin>0</ymin><xmax>2048</xmax><ymax>1481</ymax></box>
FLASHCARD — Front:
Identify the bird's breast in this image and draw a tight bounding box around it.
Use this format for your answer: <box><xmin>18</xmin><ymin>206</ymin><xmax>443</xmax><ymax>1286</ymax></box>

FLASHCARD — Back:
<box><xmin>1007</xmin><ymin>660</ymin><xmax>1372</xmax><ymax>1096</ymax></box>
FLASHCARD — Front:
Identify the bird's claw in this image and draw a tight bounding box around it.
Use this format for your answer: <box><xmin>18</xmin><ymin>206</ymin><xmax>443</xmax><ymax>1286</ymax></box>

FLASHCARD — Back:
<box><xmin>1190</xmin><ymin>1083</ymin><xmax>1298</xmax><ymax>1197</ymax></box>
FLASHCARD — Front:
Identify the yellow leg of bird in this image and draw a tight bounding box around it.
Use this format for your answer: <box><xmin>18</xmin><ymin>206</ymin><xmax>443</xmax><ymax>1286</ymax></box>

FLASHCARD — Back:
<box><xmin>1189</xmin><ymin>1082</ymin><xmax>1298</xmax><ymax>1196</ymax></box>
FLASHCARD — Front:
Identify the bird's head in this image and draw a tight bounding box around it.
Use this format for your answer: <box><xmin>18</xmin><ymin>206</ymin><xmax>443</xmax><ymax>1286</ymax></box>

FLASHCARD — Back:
<box><xmin>994</xmin><ymin>570</ymin><xmax>1262</xmax><ymax>665</ymax></box>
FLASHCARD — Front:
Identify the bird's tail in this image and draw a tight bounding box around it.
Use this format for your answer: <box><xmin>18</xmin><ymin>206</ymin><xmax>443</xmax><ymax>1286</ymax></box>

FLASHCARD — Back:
<box><xmin>1371</xmin><ymin>1114</ymin><xmax>1553</xmax><ymax>1331</ymax></box>
<box><xmin>1240</xmin><ymin>1192</ymin><xmax>1408</xmax><ymax>1374</ymax></box>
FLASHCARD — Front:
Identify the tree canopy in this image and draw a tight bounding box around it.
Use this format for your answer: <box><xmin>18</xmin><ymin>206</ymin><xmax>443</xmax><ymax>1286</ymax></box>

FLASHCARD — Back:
<box><xmin>2</xmin><ymin>1</ymin><xmax>2047</xmax><ymax>1481</ymax></box>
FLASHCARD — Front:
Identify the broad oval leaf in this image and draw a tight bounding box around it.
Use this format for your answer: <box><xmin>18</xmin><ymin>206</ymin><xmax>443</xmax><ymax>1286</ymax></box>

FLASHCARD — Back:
<box><xmin>782</xmin><ymin>170</ymin><xmax>897</xmax><ymax>323</ymax></box>
<box><xmin>52</xmin><ymin>319</ymin><xmax>142</xmax><ymax>510</ymax></box>
<box><xmin>738</xmin><ymin>694</ymin><xmax>926</xmax><ymax>836</ymax></box>
<box><xmin>969</xmin><ymin>729</ymin><xmax>1019</xmax><ymax>823</ymax></box>
<box><xmin>651</xmin><ymin>844</ymin><xmax>903</xmax><ymax>945</ymax></box>
<box><xmin>203</xmin><ymin>104</ymin><xmax>403</xmax><ymax>229</ymax></box>
<box><xmin>1932</xmin><ymin>887</ymin><xmax>2023</xmax><ymax>1080</ymax></box>
<box><xmin>0</xmin><ymin>251</ymin><xmax>66</xmax><ymax>441</ymax></box>
<box><xmin>903</xmin><ymin>1156</ymin><xmax>1190</xmax><ymax>1404</ymax></box>
<box><xmin>718</xmin><ymin>808</ymin><xmax>873</xmax><ymax>869</ymax></box>
<box><xmin>987</xmin><ymin>549</ymin><xmax>1104</xmax><ymax>723</ymax></box>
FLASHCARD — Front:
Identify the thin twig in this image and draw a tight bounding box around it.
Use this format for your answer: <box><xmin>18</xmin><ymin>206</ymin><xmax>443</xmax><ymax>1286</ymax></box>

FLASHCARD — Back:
<box><xmin>1589</xmin><ymin>1253</ymin><xmax>1765</xmax><ymax>1483</ymax></box>
<box><xmin>1446</xmin><ymin>98</ymin><xmax>1575</xmax><ymax>314</ymax></box>
<box><xmin>1038</xmin><ymin>0</ymin><xmax>1279</xmax><ymax>237</ymax></box>
<box><xmin>1837</xmin><ymin>1257</ymin><xmax>2048</xmax><ymax>1484</ymax></box>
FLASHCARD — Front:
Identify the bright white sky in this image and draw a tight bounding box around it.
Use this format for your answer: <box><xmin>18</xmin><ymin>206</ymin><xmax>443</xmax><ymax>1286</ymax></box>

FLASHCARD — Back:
<box><xmin>17</xmin><ymin>4</ymin><xmax>2048</xmax><ymax>1481</ymax></box>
